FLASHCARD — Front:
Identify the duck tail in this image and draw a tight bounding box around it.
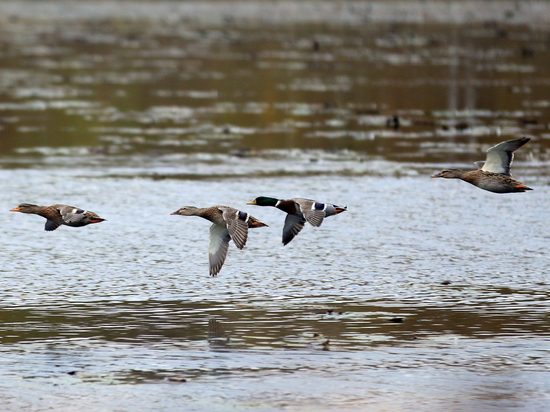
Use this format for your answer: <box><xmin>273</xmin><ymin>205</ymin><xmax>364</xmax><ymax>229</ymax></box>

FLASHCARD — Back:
<box><xmin>515</xmin><ymin>184</ymin><xmax>533</xmax><ymax>191</ymax></box>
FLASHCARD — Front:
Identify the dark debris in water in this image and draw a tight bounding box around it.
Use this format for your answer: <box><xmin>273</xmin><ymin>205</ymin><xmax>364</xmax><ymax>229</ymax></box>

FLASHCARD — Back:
<box><xmin>166</xmin><ymin>376</ymin><xmax>188</xmax><ymax>383</ymax></box>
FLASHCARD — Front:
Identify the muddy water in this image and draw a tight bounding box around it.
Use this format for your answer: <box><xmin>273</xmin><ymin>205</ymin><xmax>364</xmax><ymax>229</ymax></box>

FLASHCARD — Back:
<box><xmin>0</xmin><ymin>1</ymin><xmax>549</xmax><ymax>411</ymax></box>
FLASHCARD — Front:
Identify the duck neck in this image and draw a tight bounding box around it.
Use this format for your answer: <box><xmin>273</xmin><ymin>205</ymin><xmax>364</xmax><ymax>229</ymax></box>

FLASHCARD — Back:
<box><xmin>447</xmin><ymin>169</ymin><xmax>468</xmax><ymax>179</ymax></box>
<box><xmin>196</xmin><ymin>207</ymin><xmax>222</xmax><ymax>224</ymax></box>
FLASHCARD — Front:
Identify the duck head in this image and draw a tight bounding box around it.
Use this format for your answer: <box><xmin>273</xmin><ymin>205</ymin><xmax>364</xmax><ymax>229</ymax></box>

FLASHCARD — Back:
<box><xmin>171</xmin><ymin>206</ymin><xmax>199</xmax><ymax>216</ymax></box>
<box><xmin>431</xmin><ymin>169</ymin><xmax>464</xmax><ymax>179</ymax></box>
<box><xmin>10</xmin><ymin>203</ymin><xmax>41</xmax><ymax>214</ymax></box>
<box><xmin>247</xmin><ymin>197</ymin><xmax>278</xmax><ymax>207</ymax></box>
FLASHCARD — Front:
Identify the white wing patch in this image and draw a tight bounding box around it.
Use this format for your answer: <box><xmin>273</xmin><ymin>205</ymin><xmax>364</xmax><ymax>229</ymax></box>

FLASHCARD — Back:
<box><xmin>482</xmin><ymin>147</ymin><xmax>514</xmax><ymax>175</ymax></box>
<box><xmin>221</xmin><ymin>208</ymin><xmax>248</xmax><ymax>250</ymax></box>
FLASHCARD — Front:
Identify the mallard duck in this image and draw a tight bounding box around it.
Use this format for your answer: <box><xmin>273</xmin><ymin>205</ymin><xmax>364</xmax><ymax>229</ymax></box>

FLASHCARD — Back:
<box><xmin>432</xmin><ymin>137</ymin><xmax>533</xmax><ymax>193</ymax></box>
<box><xmin>171</xmin><ymin>205</ymin><xmax>267</xmax><ymax>276</ymax></box>
<box><xmin>246</xmin><ymin>197</ymin><xmax>347</xmax><ymax>245</ymax></box>
<box><xmin>10</xmin><ymin>203</ymin><xmax>106</xmax><ymax>231</ymax></box>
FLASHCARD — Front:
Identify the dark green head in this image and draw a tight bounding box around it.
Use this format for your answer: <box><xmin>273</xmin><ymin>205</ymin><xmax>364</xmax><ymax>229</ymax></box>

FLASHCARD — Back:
<box><xmin>247</xmin><ymin>196</ymin><xmax>279</xmax><ymax>207</ymax></box>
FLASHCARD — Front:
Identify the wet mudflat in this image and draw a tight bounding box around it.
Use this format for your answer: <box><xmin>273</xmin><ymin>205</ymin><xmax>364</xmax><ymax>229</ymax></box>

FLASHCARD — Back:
<box><xmin>0</xmin><ymin>1</ymin><xmax>549</xmax><ymax>411</ymax></box>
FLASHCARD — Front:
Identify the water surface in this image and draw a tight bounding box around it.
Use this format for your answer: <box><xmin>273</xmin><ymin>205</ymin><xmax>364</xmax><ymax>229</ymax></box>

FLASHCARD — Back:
<box><xmin>0</xmin><ymin>1</ymin><xmax>549</xmax><ymax>411</ymax></box>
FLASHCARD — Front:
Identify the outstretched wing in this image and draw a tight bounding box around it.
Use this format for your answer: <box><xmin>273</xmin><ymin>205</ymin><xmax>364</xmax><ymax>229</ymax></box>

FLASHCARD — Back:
<box><xmin>282</xmin><ymin>213</ymin><xmax>305</xmax><ymax>245</ymax></box>
<box><xmin>220</xmin><ymin>207</ymin><xmax>249</xmax><ymax>250</ymax></box>
<box><xmin>209</xmin><ymin>223</ymin><xmax>231</xmax><ymax>276</ymax></box>
<box><xmin>295</xmin><ymin>199</ymin><xmax>325</xmax><ymax>227</ymax></box>
<box><xmin>482</xmin><ymin>137</ymin><xmax>530</xmax><ymax>175</ymax></box>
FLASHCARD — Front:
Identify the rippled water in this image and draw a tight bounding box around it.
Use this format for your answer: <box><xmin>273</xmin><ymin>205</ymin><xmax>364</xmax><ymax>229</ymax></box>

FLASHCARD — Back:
<box><xmin>0</xmin><ymin>1</ymin><xmax>549</xmax><ymax>411</ymax></box>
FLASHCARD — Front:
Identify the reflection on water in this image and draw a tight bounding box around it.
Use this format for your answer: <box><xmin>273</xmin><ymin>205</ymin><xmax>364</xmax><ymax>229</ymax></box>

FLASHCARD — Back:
<box><xmin>0</xmin><ymin>1</ymin><xmax>549</xmax><ymax>411</ymax></box>
<box><xmin>2</xmin><ymin>295</ymin><xmax>549</xmax><ymax>348</ymax></box>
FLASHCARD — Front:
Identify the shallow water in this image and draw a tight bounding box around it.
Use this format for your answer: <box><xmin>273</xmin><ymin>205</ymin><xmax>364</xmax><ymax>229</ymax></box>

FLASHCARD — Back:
<box><xmin>0</xmin><ymin>1</ymin><xmax>549</xmax><ymax>411</ymax></box>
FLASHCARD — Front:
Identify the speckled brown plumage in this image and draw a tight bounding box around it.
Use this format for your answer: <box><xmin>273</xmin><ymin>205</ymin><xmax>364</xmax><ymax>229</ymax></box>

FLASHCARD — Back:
<box><xmin>171</xmin><ymin>205</ymin><xmax>267</xmax><ymax>276</ymax></box>
<box><xmin>10</xmin><ymin>203</ymin><xmax>105</xmax><ymax>231</ymax></box>
<box><xmin>432</xmin><ymin>137</ymin><xmax>533</xmax><ymax>193</ymax></box>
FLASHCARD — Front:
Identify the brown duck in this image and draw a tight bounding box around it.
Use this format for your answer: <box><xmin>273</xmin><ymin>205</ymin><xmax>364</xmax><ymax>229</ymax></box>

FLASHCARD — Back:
<box><xmin>171</xmin><ymin>205</ymin><xmax>267</xmax><ymax>276</ymax></box>
<box><xmin>432</xmin><ymin>137</ymin><xmax>533</xmax><ymax>193</ymax></box>
<box><xmin>10</xmin><ymin>203</ymin><xmax>106</xmax><ymax>231</ymax></box>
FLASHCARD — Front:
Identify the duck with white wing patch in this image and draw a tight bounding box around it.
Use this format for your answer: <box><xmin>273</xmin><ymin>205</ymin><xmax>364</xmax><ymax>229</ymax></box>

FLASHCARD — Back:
<box><xmin>171</xmin><ymin>205</ymin><xmax>268</xmax><ymax>276</ymax></box>
<box><xmin>432</xmin><ymin>137</ymin><xmax>533</xmax><ymax>193</ymax></box>
<box><xmin>10</xmin><ymin>203</ymin><xmax>105</xmax><ymax>231</ymax></box>
<box><xmin>247</xmin><ymin>197</ymin><xmax>347</xmax><ymax>246</ymax></box>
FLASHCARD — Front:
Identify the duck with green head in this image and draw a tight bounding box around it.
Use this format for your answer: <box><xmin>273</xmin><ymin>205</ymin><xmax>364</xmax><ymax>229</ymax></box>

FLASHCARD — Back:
<box><xmin>247</xmin><ymin>197</ymin><xmax>347</xmax><ymax>246</ymax></box>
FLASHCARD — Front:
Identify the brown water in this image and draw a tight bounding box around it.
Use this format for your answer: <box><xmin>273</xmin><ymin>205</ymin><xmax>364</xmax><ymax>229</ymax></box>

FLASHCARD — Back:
<box><xmin>0</xmin><ymin>1</ymin><xmax>549</xmax><ymax>411</ymax></box>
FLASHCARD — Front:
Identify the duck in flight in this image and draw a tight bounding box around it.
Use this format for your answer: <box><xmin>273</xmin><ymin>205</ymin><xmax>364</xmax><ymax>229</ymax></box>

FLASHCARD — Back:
<box><xmin>431</xmin><ymin>137</ymin><xmax>533</xmax><ymax>193</ymax></box>
<box><xmin>171</xmin><ymin>205</ymin><xmax>267</xmax><ymax>276</ymax></box>
<box><xmin>10</xmin><ymin>203</ymin><xmax>106</xmax><ymax>231</ymax></box>
<box><xmin>247</xmin><ymin>197</ymin><xmax>347</xmax><ymax>245</ymax></box>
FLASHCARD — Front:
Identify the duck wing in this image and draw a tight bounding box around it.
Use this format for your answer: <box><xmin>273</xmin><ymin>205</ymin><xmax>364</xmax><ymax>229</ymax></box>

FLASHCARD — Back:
<box><xmin>209</xmin><ymin>223</ymin><xmax>231</xmax><ymax>276</ymax></box>
<box><xmin>54</xmin><ymin>204</ymin><xmax>86</xmax><ymax>225</ymax></box>
<box><xmin>282</xmin><ymin>213</ymin><xmax>306</xmax><ymax>245</ymax></box>
<box><xmin>481</xmin><ymin>137</ymin><xmax>530</xmax><ymax>175</ymax></box>
<box><xmin>294</xmin><ymin>198</ymin><xmax>325</xmax><ymax>227</ymax></box>
<box><xmin>44</xmin><ymin>219</ymin><xmax>62</xmax><ymax>231</ymax></box>
<box><xmin>219</xmin><ymin>206</ymin><xmax>249</xmax><ymax>250</ymax></box>
<box><xmin>37</xmin><ymin>205</ymin><xmax>64</xmax><ymax>231</ymax></box>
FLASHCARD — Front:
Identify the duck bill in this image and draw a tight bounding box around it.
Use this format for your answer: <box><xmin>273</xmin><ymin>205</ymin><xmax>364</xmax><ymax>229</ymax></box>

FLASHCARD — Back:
<box><xmin>246</xmin><ymin>199</ymin><xmax>257</xmax><ymax>205</ymax></box>
<box><xmin>10</xmin><ymin>207</ymin><xmax>22</xmax><ymax>212</ymax></box>
<box><xmin>431</xmin><ymin>172</ymin><xmax>442</xmax><ymax>178</ymax></box>
<box><xmin>170</xmin><ymin>210</ymin><xmax>179</xmax><ymax>215</ymax></box>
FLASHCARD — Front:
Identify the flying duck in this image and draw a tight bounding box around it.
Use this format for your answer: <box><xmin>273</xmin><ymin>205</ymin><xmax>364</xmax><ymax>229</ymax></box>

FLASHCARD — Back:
<box><xmin>10</xmin><ymin>203</ymin><xmax>105</xmax><ymax>231</ymax></box>
<box><xmin>247</xmin><ymin>197</ymin><xmax>346</xmax><ymax>245</ymax></box>
<box><xmin>171</xmin><ymin>205</ymin><xmax>267</xmax><ymax>276</ymax></box>
<box><xmin>432</xmin><ymin>137</ymin><xmax>533</xmax><ymax>193</ymax></box>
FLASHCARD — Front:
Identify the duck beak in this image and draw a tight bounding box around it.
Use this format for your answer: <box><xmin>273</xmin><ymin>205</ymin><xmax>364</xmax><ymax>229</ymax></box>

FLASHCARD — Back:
<box><xmin>431</xmin><ymin>172</ymin><xmax>442</xmax><ymax>178</ymax></box>
<box><xmin>246</xmin><ymin>199</ymin><xmax>257</xmax><ymax>205</ymax></box>
<box><xmin>170</xmin><ymin>210</ymin><xmax>179</xmax><ymax>215</ymax></box>
<box><xmin>10</xmin><ymin>207</ymin><xmax>22</xmax><ymax>212</ymax></box>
